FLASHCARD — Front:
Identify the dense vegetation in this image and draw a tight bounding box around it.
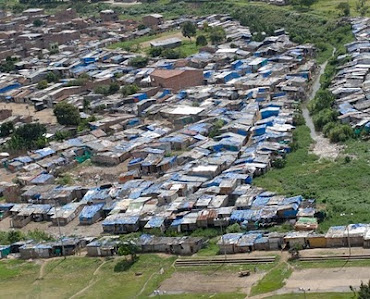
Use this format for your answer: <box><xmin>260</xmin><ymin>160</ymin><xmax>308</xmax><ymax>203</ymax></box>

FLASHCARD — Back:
<box><xmin>7</xmin><ymin>123</ymin><xmax>47</xmax><ymax>151</ymax></box>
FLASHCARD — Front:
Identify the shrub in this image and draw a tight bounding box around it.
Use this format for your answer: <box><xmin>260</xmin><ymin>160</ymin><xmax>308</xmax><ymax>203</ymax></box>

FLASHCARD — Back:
<box><xmin>226</xmin><ymin>223</ymin><xmax>242</xmax><ymax>233</ymax></box>
<box><xmin>148</xmin><ymin>46</ymin><xmax>163</xmax><ymax>57</ymax></box>
<box><xmin>129</xmin><ymin>56</ymin><xmax>149</xmax><ymax>68</ymax></box>
<box><xmin>162</xmin><ymin>48</ymin><xmax>180</xmax><ymax>59</ymax></box>
<box><xmin>37</xmin><ymin>80</ymin><xmax>48</xmax><ymax>90</ymax></box>
<box><xmin>196</xmin><ymin>35</ymin><xmax>207</xmax><ymax>46</ymax></box>
<box><xmin>328</xmin><ymin>124</ymin><xmax>353</xmax><ymax>142</ymax></box>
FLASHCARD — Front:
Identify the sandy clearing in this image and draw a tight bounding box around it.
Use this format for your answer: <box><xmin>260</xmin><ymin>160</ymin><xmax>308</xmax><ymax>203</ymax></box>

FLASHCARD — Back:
<box><xmin>3</xmin><ymin>102</ymin><xmax>56</xmax><ymax>125</ymax></box>
<box><xmin>0</xmin><ymin>214</ymin><xmax>103</xmax><ymax>238</ymax></box>
<box><xmin>159</xmin><ymin>271</ymin><xmax>265</xmax><ymax>294</ymax></box>
<box><xmin>284</xmin><ymin>267</ymin><xmax>370</xmax><ymax>292</ymax></box>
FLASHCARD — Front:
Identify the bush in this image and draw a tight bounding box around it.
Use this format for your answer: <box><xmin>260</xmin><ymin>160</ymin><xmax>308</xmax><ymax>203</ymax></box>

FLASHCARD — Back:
<box><xmin>0</xmin><ymin>122</ymin><xmax>14</xmax><ymax>137</ymax></box>
<box><xmin>129</xmin><ymin>56</ymin><xmax>149</xmax><ymax>68</ymax></box>
<box><xmin>226</xmin><ymin>223</ymin><xmax>242</xmax><ymax>233</ymax></box>
<box><xmin>210</xmin><ymin>26</ymin><xmax>226</xmax><ymax>45</ymax></box>
<box><xmin>308</xmin><ymin>90</ymin><xmax>335</xmax><ymax>114</ymax></box>
<box><xmin>312</xmin><ymin>108</ymin><xmax>337</xmax><ymax>131</ymax></box>
<box><xmin>121</xmin><ymin>84</ymin><xmax>140</xmax><ymax>97</ymax></box>
<box><xmin>37</xmin><ymin>80</ymin><xmax>48</xmax><ymax>90</ymax></box>
<box><xmin>7</xmin><ymin>123</ymin><xmax>47</xmax><ymax>151</ymax></box>
<box><xmin>272</xmin><ymin>158</ymin><xmax>287</xmax><ymax>169</ymax></box>
<box><xmin>33</xmin><ymin>19</ymin><xmax>43</xmax><ymax>27</ymax></box>
<box><xmin>328</xmin><ymin>124</ymin><xmax>353</xmax><ymax>142</ymax></box>
<box><xmin>46</xmin><ymin>72</ymin><xmax>59</xmax><ymax>83</ymax></box>
<box><xmin>181</xmin><ymin>21</ymin><xmax>196</xmax><ymax>38</ymax></box>
<box><xmin>54</xmin><ymin>102</ymin><xmax>81</xmax><ymax>126</ymax></box>
<box><xmin>148</xmin><ymin>46</ymin><xmax>163</xmax><ymax>57</ymax></box>
<box><xmin>196</xmin><ymin>35</ymin><xmax>207</xmax><ymax>46</ymax></box>
<box><xmin>162</xmin><ymin>48</ymin><xmax>180</xmax><ymax>59</ymax></box>
<box><xmin>54</xmin><ymin>130</ymin><xmax>72</xmax><ymax>141</ymax></box>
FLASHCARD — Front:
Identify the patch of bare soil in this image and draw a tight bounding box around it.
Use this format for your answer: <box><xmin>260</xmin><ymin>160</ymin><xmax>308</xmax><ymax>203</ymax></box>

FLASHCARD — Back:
<box><xmin>0</xmin><ymin>215</ymin><xmax>103</xmax><ymax>238</ymax></box>
<box><xmin>69</xmin><ymin>159</ymin><xmax>130</xmax><ymax>185</ymax></box>
<box><xmin>4</xmin><ymin>103</ymin><xmax>56</xmax><ymax>125</ymax></box>
<box><xmin>311</xmin><ymin>134</ymin><xmax>344</xmax><ymax>160</ymax></box>
<box><xmin>283</xmin><ymin>267</ymin><xmax>370</xmax><ymax>292</ymax></box>
<box><xmin>159</xmin><ymin>271</ymin><xmax>265</xmax><ymax>294</ymax></box>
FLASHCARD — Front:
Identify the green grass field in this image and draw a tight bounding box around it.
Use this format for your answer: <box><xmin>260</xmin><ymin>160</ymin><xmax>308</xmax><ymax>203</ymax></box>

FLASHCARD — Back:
<box><xmin>250</xmin><ymin>262</ymin><xmax>293</xmax><ymax>296</ymax></box>
<box><xmin>0</xmin><ymin>255</ymin><xmax>282</xmax><ymax>298</ymax></box>
<box><xmin>254</xmin><ymin>125</ymin><xmax>370</xmax><ymax>231</ymax></box>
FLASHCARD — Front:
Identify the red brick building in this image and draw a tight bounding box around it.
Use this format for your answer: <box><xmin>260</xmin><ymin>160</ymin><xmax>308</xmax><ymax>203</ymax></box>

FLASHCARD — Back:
<box><xmin>150</xmin><ymin>68</ymin><xmax>204</xmax><ymax>91</ymax></box>
<box><xmin>142</xmin><ymin>14</ymin><xmax>163</xmax><ymax>29</ymax></box>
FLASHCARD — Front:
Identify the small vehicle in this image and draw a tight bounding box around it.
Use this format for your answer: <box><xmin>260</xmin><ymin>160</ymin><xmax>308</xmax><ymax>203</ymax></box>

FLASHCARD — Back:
<box><xmin>238</xmin><ymin>271</ymin><xmax>250</xmax><ymax>277</ymax></box>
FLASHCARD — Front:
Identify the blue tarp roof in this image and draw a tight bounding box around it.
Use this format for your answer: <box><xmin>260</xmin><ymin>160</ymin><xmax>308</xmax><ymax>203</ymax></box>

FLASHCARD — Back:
<box><xmin>79</xmin><ymin>204</ymin><xmax>104</xmax><ymax>220</ymax></box>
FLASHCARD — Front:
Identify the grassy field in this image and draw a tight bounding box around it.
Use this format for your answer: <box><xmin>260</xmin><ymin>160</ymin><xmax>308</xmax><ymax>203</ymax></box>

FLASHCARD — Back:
<box><xmin>250</xmin><ymin>262</ymin><xmax>293</xmax><ymax>296</ymax></box>
<box><xmin>0</xmin><ymin>255</ymin><xmax>267</xmax><ymax>298</ymax></box>
<box><xmin>254</xmin><ymin>124</ymin><xmax>370</xmax><ymax>231</ymax></box>
<box><xmin>108</xmin><ymin>30</ymin><xmax>181</xmax><ymax>50</ymax></box>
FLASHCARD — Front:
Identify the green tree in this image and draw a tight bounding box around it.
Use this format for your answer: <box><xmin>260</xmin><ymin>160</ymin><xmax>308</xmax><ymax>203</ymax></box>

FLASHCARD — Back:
<box><xmin>54</xmin><ymin>102</ymin><xmax>81</xmax><ymax>126</ymax></box>
<box><xmin>0</xmin><ymin>122</ymin><xmax>14</xmax><ymax>137</ymax></box>
<box><xmin>148</xmin><ymin>46</ymin><xmax>163</xmax><ymax>57</ymax></box>
<box><xmin>328</xmin><ymin>124</ymin><xmax>353</xmax><ymax>142</ymax></box>
<box><xmin>8</xmin><ymin>123</ymin><xmax>47</xmax><ymax>150</ymax></box>
<box><xmin>162</xmin><ymin>48</ymin><xmax>180</xmax><ymax>59</ymax></box>
<box><xmin>8</xmin><ymin>230</ymin><xmax>23</xmax><ymax>243</ymax></box>
<box><xmin>210</xmin><ymin>27</ymin><xmax>226</xmax><ymax>45</ymax></box>
<box><xmin>226</xmin><ymin>223</ymin><xmax>242</xmax><ymax>233</ymax></box>
<box><xmin>337</xmin><ymin>2</ymin><xmax>350</xmax><ymax>16</ymax></box>
<box><xmin>356</xmin><ymin>0</ymin><xmax>369</xmax><ymax>16</ymax></box>
<box><xmin>196</xmin><ymin>35</ymin><xmax>208</xmax><ymax>46</ymax></box>
<box><xmin>181</xmin><ymin>21</ymin><xmax>196</xmax><ymax>39</ymax></box>
<box><xmin>137</xmin><ymin>24</ymin><xmax>146</xmax><ymax>30</ymax></box>
<box><xmin>308</xmin><ymin>90</ymin><xmax>335</xmax><ymax>114</ymax></box>
<box><xmin>350</xmin><ymin>280</ymin><xmax>370</xmax><ymax>299</ymax></box>
<box><xmin>37</xmin><ymin>80</ymin><xmax>48</xmax><ymax>90</ymax></box>
<box><xmin>121</xmin><ymin>84</ymin><xmax>139</xmax><ymax>96</ymax></box>
<box><xmin>108</xmin><ymin>82</ymin><xmax>120</xmax><ymax>94</ymax></box>
<box><xmin>46</xmin><ymin>72</ymin><xmax>59</xmax><ymax>83</ymax></box>
<box><xmin>33</xmin><ymin>19</ymin><xmax>43</xmax><ymax>27</ymax></box>
<box><xmin>312</xmin><ymin>108</ymin><xmax>337</xmax><ymax>131</ymax></box>
<box><xmin>118</xmin><ymin>237</ymin><xmax>139</xmax><ymax>262</ymax></box>
<box><xmin>129</xmin><ymin>56</ymin><xmax>149</xmax><ymax>68</ymax></box>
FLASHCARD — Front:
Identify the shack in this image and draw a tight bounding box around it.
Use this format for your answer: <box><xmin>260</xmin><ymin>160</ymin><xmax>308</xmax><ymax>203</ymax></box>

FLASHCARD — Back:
<box><xmin>79</xmin><ymin>203</ymin><xmax>104</xmax><ymax>225</ymax></box>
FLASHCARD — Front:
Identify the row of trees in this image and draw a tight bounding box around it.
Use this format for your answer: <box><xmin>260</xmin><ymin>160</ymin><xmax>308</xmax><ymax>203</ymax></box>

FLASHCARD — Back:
<box><xmin>181</xmin><ymin>21</ymin><xmax>226</xmax><ymax>45</ymax></box>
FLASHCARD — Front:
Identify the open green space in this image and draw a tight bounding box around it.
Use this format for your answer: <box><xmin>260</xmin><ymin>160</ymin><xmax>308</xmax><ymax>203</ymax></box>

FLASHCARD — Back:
<box><xmin>250</xmin><ymin>262</ymin><xmax>293</xmax><ymax>296</ymax></box>
<box><xmin>108</xmin><ymin>30</ymin><xmax>181</xmax><ymax>50</ymax></box>
<box><xmin>254</xmin><ymin>124</ymin><xmax>370</xmax><ymax>231</ymax></box>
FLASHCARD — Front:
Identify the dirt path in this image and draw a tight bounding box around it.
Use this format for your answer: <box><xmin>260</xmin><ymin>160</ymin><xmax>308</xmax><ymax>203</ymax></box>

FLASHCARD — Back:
<box><xmin>68</xmin><ymin>260</ymin><xmax>107</xmax><ymax>299</ymax></box>
<box><xmin>302</xmin><ymin>48</ymin><xmax>342</xmax><ymax>160</ymax></box>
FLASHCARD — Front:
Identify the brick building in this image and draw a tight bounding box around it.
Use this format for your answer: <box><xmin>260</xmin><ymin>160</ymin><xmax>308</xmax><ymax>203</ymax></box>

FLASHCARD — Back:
<box><xmin>100</xmin><ymin>10</ymin><xmax>118</xmax><ymax>22</ymax></box>
<box><xmin>142</xmin><ymin>14</ymin><xmax>163</xmax><ymax>29</ymax></box>
<box><xmin>150</xmin><ymin>68</ymin><xmax>204</xmax><ymax>91</ymax></box>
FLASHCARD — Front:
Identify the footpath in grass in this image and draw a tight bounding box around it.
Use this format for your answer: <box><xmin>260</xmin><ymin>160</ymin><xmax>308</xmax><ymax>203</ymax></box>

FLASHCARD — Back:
<box><xmin>250</xmin><ymin>262</ymin><xmax>293</xmax><ymax>296</ymax></box>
